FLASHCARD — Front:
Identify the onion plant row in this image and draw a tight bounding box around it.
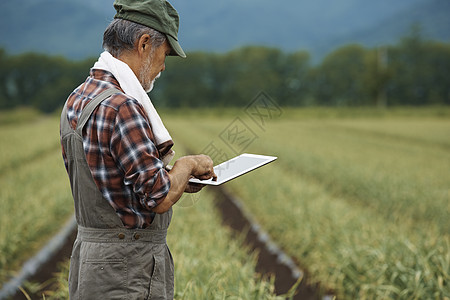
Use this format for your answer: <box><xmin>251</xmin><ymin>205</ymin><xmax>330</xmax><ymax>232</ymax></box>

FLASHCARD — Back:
<box><xmin>0</xmin><ymin>115</ymin><xmax>72</xmax><ymax>287</ymax></box>
<box><xmin>164</xmin><ymin>108</ymin><xmax>450</xmax><ymax>299</ymax></box>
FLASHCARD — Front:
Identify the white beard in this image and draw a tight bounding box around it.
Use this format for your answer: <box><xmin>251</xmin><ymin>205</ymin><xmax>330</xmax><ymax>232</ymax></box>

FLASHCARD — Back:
<box><xmin>139</xmin><ymin>52</ymin><xmax>162</xmax><ymax>93</ymax></box>
<box><xmin>146</xmin><ymin>72</ymin><xmax>161</xmax><ymax>93</ymax></box>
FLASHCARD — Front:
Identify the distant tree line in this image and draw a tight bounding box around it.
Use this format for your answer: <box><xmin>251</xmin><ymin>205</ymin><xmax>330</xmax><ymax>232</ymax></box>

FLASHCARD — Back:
<box><xmin>1</xmin><ymin>31</ymin><xmax>449</xmax><ymax>112</ymax></box>
<box><xmin>0</xmin><ymin>50</ymin><xmax>95</xmax><ymax>112</ymax></box>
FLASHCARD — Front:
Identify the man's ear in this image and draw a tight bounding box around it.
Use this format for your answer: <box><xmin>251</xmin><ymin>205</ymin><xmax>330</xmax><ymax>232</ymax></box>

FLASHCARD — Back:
<box><xmin>137</xmin><ymin>34</ymin><xmax>151</xmax><ymax>55</ymax></box>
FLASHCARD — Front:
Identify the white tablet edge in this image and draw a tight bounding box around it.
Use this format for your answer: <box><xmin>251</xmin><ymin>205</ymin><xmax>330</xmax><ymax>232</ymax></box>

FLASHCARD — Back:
<box><xmin>188</xmin><ymin>153</ymin><xmax>277</xmax><ymax>186</ymax></box>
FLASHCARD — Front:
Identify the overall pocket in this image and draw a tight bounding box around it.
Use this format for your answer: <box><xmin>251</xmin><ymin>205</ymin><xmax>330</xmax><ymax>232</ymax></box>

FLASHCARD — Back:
<box><xmin>147</xmin><ymin>253</ymin><xmax>169</xmax><ymax>300</ymax></box>
<box><xmin>80</xmin><ymin>258</ymin><xmax>127</xmax><ymax>300</ymax></box>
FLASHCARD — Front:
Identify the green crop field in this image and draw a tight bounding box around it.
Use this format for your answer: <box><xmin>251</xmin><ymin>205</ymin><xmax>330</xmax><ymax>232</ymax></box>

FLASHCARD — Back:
<box><xmin>0</xmin><ymin>109</ymin><xmax>282</xmax><ymax>299</ymax></box>
<box><xmin>1</xmin><ymin>107</ymin><xmax>449</xmax><ymax>299</ymax></box>
<box><xmin>163</xmin><ymin>107</ymin><xmax>450</xmax><ymax>299</ymax></box>
<box><xmin>0</xmin><ymin>110</ymin><xmax>73</xmax><ymax>286</ymax></box>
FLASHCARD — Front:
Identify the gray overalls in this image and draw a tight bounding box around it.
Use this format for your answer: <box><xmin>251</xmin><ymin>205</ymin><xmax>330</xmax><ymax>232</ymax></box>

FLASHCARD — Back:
<box><xmin>60</xmin><ymin>88</ymin><xmax>174</xmax><ymax>300</ymax></box>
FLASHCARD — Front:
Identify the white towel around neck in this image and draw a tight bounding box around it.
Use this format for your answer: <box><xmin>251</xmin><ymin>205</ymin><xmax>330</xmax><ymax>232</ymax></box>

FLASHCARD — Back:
<box><xmin>93</xmin><ymin>51</ymin><xmax>174</xmax><ymax>166</ymax></box>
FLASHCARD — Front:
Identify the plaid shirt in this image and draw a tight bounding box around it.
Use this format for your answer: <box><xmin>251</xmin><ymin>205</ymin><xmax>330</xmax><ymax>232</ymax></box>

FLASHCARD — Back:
<box><xmin>61</xmin><ymin>69</ymin><xmax>171</xmax><ymax>228</ymax></box>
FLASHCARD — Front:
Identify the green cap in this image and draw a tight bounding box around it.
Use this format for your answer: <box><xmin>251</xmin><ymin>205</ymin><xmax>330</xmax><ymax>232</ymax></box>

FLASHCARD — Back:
<box><xmin>113</xmin><ymin>0</ymin><xmax>186</xmax><ymax>58</ymax></box>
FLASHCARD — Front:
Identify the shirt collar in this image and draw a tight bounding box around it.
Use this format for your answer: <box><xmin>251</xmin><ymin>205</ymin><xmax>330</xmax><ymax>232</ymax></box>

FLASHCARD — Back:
<box><xmin>90</xmin><ymin>68</ymin><xmax>122</xmax><ymax>90</ymax></box>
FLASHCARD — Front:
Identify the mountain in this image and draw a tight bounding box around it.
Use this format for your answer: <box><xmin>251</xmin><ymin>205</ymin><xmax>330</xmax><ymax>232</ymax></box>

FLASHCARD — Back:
<box><xmin>321</xmin><ymin>0</ymin><xmax>450</xmax><ymax>55</ymax></box>
<box><xmin>0</xmin><ymin>0</ymin><xmax>114</xmax><ymax>59</ymax></box>
<box><xmin>0</xmin><ymin>0</ymin><xmax>448</xmax><ymax>60</ymax></box>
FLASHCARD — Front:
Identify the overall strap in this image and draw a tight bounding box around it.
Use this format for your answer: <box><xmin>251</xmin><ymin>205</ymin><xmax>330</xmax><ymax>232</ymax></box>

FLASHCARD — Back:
<box><xmin>60</xmin><ymin>103</ymin><xmax>71</xmax><ymax>136</ymax></box>
<box><xmin>76</xmin><ymin>88</ymin><xmax>121</xmax><ymax>135</ymax></box>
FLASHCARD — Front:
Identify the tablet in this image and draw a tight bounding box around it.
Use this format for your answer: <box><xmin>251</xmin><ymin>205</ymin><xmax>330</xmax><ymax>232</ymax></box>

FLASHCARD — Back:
<box><xmin>188</xmin><ymin>153</ymin><xmax>277</xmax><ymax>186</ymax></box>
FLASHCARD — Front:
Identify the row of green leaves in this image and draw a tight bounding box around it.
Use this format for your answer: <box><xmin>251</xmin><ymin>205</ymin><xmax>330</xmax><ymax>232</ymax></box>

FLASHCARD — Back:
<box><xmin>164</xmin><ymin>108</ymin><xmax>450</xmax><ymax>299</ymax></box>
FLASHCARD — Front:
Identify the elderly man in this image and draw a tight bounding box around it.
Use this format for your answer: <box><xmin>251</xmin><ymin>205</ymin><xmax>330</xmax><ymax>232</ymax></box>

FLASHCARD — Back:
<box><xmin>60</xmin><ymin>0</ymin><xmax>216</xmax><ymax>299</ymax></box>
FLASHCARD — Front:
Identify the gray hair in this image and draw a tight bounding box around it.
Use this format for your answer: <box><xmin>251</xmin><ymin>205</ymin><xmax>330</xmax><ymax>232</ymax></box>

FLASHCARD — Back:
<box><xmin>103</xmin><ymin>19</ymin><xmax>167</xmax><ymax>57</ymax></box>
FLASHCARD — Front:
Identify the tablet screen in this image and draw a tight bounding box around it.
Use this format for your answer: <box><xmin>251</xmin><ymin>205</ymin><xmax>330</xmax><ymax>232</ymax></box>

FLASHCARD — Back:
<box><xmin>189</xmin><ymin>153</ymin><xmax>277</xmax><ymax>186</ymax></box>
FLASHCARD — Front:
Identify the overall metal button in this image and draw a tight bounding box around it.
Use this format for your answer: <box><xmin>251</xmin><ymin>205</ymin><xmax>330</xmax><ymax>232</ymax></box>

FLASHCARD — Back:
<box><xmin>118</xmin><ymin>233</ymin><xmax>125</xmax><ymax>239</ymax></box>
<box><xmin>133</xmin><ymin>233</ymin><xmax>141</xmax><ymax>240</ymax></box>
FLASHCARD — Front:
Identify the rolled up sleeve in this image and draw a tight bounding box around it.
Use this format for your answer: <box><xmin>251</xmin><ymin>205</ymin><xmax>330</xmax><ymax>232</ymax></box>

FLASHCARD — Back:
<box><xmin>110</xmin><ymin>100</ymin><xmax>171</xmax><ymax>210</ymax></box>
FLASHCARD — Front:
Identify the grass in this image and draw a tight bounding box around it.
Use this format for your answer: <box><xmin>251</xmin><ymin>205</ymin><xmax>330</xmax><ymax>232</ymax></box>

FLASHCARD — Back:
<box><xmin>2</xmin><ymin>106</ymin><xmax>449</xmax><ymax>299</ymax></box>
<box><xmin>0</xmin><ymin>115</ymin><xmax>73</xmax><ymax>287</ymax></box>
<box><xmin>0</xmin><ymin>116</ymin><xmax>61</xmax><ymax>173</ymax></box>
<box><xmin>0</xmin><ymin>107</ymin><xmax>42</xmax><ymax>126</ymax></box>
<box><xmin>163</xmin><ymin>106</ymin><xmax>450</xmax><ymax>299</ymax></box>
<box><xmin>166</xmin><ymin>186</ymin><xmax>285</xmax><ymax>299</ymax></box>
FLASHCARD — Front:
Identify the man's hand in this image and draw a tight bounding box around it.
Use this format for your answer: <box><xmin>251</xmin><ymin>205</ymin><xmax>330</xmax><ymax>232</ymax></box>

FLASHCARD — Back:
<box><xmin>184</xmin><ymin>154</ymin><xmax>217</xmax><ymax>193</ymax></box>
<box><xmin>189</xmin><ymin>154</ymin><xmax>217</xmax><ymax>181</ymax></box>
<box><xmin>152</xmin><ymin>154</ymin><xmax>216</xmax><ymax>213</ymax></box>
<box><xmin>184</xmin><ymin>182</ymin><xmax>205</xmax><ymax>193</ymax></box>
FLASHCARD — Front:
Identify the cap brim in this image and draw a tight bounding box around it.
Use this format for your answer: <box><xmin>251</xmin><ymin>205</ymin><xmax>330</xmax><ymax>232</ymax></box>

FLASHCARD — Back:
<box><xmin>167</xmin><ymin>35</ymin><xmax>186</xmax><ymax>58</ymax></box>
